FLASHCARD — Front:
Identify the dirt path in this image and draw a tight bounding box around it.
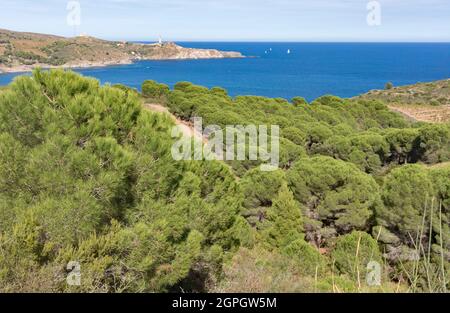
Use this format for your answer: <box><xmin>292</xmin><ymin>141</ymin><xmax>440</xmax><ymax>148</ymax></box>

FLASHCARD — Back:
<box><xmin>142</xmin><ymin>103</ymin><xmax>240</xmax><ymax>177</ymax></box>
<box><xmin>388</xmin><ymin>105</ymin><xmax>450</xmax><ymax>123</ymax></box>
<box><xmin>143</xmin><ymin>103</ymin><xmax>206</xmax><ymax>143</ymax></box>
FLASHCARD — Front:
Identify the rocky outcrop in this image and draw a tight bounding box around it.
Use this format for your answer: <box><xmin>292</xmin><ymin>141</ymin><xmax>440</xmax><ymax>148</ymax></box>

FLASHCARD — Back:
<box><xmin>137</xmin><ymin>42</ymin><xmax>243</xmax><ymax>60</ymax></box>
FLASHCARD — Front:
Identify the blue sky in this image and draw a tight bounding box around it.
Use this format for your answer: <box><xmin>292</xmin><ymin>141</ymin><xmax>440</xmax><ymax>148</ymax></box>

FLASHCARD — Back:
<box><xmin>1</xmin><ymin>0</ymin><xmax>449</xmax><ymax>41</ymax></box>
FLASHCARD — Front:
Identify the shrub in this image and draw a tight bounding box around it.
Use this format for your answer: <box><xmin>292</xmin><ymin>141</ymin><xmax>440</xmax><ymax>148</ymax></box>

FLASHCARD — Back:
<box><xmin>417</xmin><ymin>124</ymin><xmax>450</xmax><ymax>164</ymax></box>
<box><xmin>262</xmin><ymin>183</ymin><xmax>304</xmax><ymax>248</ymax></box>
<box><xmin>305</xmin><ymin>123</ymin><xmax>334</xmax><ymax>152</ymax></box>
<box><xmin>287</xmin><ymin>156</ymin><xmax>381</xmax><ymax>235</ymax></box>
<box><xmin>384</xmin><ymin>128</ymin><xmax>420</xmax><ymax>164</ymax></box>
<box><xmin>112</xmin><ymin>84</ymin><xmax>140</xmax><ymax>96</ymax></box>
<box><xmin>377</xmin><ymin>165</ymin><xmax>435</xmax><ymax>240</ymax></box>
<box><xmin>210</xmin><ymin>87</ymin><xmax>228</xmax><ymax>97</ymax></box>
<box><xmin>142</xmin><ymin>80</ymin><xmax>170</xmax><ymax>100</ymax></box>
<box><xmin>311</xmin><ymin>95</ymin><xmax>346</xmax><ymax>107</ymax></box>
<box><xmin>282</xmin><ymin>127</ymin><xmax>306</xmax><ymax>146</ymax></box>
<box><xmin>385</xmin><ymin>82</ymin><xmax>394</xmax><ymax>90</ymax></box>
<box><xmin>292</xmin><ymin>97</ymin><xmax>308</xmax><ymax>106</ymax></box>
<box><xmin>240</xmin><ymin>168</ymin><xmax>286</xmax><ymax>209</ymax></box>
<box><xmin>331</xmin><ymin>231</ymin><xmax>382</xmax><ymax>280</ymax></box>
<box><xmin>283</xmin><ymin>239</ymin><xmax>327</xmax><ymax>276</ymax></box>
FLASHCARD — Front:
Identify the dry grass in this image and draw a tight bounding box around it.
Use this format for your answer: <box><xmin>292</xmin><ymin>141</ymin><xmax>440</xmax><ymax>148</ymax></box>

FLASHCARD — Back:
<box><xmin>13</xmin><ymin>39</ymin><xmax>50</xmax><ymax>57</ymax></box>
<box><xmin>356</xmin><ymin>79</ymin><xmax>450</xmax><ymax>123</ymax></box>
<box><xmin>388</xmin><ymin>104</ymin><xmax>450</xmax><ymax>123</ymax></box>
<box><xmin>358</xmin><ymin>79</ymin><xmax>450</xmax><ymax>106</ymax></box>
<box><xmin>399</xmin><ymin>200</ymin><xmax>448</xmax><ymax>293</ymax></box>
<box><xmin>212</xmin><ymin>247</ymin><xmax>316</xmax><ymax>293</ymax></box>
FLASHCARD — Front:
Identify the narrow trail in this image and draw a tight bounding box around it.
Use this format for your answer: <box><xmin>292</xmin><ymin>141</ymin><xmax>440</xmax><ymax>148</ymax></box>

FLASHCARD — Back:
<box><xmin>143</xmin><ymin>103</ymin><xmax>207</xmax><ymax>143</ymax></box>
<box><xmin>143</xmin><ymin>102</ymin><xmax>239</xmax><ymax>177</ymax></box>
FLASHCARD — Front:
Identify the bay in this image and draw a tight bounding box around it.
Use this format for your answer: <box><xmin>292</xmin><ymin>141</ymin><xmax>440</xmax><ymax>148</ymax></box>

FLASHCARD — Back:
<box><xmin>1</xmin><ymin>42</ymin><xmax>449</xmax><ymax>101</ymax></box>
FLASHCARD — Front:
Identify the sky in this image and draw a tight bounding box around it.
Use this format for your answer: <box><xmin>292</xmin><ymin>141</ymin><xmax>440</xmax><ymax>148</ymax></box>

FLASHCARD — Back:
<box><xmin>0</xmin><ymin>0</ymin><xmax>449</xmax><ymax>42</ymax></box>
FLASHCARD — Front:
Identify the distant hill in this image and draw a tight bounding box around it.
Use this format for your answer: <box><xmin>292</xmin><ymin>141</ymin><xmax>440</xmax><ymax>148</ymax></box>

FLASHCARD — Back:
<box><xmin>0</xmin><ymin>29</ymin><xmax>243</xmax><ymax>73</ymax></box>
<box><xmin>356</xmin><ymin>79</ymin><xmax>450</xmax><ymax>123</ymax></box>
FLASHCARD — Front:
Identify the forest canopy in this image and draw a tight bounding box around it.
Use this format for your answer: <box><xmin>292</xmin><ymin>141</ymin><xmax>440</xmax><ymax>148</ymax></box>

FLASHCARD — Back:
<box><xmin>0</xmin><ymin>70</ymin><xmax>448</xmax><ymax>293</ymax></box>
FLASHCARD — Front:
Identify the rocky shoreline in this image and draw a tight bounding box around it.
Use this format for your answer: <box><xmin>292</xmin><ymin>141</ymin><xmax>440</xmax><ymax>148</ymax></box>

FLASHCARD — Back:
<box><xmin>0</xmin><ymin>29</ymin><xmax>244</xmax><ymax>74</ymax></box>
<box><xmin>0</xmin><ymin>46</ymin><xmax>244</xmax><ymax>74</ymax></box>
<box><xmin>0</xmin><ymin>59</ymin><xmax>133</xmax><ymax>74</ymax></box>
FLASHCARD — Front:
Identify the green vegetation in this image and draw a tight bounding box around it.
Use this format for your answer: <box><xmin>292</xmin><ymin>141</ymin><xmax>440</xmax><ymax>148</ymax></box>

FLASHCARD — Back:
<box><xmin>332</xmin><ymin>231</ymin><xmax>382</xmax><ymax>279</ymax></box>
<box><xmin>287</xmin><ymin>157</ymin><xmax>381</xmax><ymax>237</ymax></box>
<box><xmin>142</xmin><ymin>80</ymin><xmax>170</xmax><ymax>102</ymax></box>
<box><xmin>0</xmin><ymin>70</ymin><xmax>448</xmax><ymax>292</ymax></box>
<box><xmin>262</xmin><ymin>183</ymin><xmax>304</xmax><ymax>248</ymax></box>
<box><xmin>0</xmin><ymin>70</ymin><xmax>242</xmax><ymax>292</ymax></box>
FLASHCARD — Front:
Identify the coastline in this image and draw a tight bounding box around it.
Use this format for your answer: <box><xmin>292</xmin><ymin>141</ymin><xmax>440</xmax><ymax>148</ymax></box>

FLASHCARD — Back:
<box><xmin>0</xmin><ymin>53</ymin><xmax>244</xmax><ymax>75</ymax></box>
<box><xmin>0</xmin><ymin>60</ymin><xmax>133</xmax><ymax>74</ymax></box>
<box><xmin>0</xmin><ymin>29</ymin><xmax>244</xmax><ymax>75</ymax></box>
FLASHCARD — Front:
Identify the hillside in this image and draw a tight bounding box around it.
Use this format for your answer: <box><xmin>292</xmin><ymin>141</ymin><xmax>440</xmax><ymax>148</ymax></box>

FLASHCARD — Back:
<box><xmin>0</xmin><ymin>29</ymin><xmax>243</xmax><ymax>73</ymax></box>
<box><xmin>356</xmin><ymin>79</ymin><xmax>450</xmax><ymax>123</ymax></box>
<box><xmin>0</xmin><ymin>70</ymin><xmax>448</xmax><ymax>293</ymax></box>
<box><xmin>358</xmin><ymin>79</ymin><xmax>450</xmax><ymax>106</ymax></box>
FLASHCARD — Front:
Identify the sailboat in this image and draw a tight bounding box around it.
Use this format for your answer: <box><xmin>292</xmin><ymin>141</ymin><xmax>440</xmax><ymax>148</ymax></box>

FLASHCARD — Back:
<box><xmin>287</xmin><ymin>49</ymin><xmax>291</xmax><ymax>54</ymax></box>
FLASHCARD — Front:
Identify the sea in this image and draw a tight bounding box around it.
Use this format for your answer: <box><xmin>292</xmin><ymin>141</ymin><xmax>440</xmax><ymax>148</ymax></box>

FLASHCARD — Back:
<box><xmin>1</xmin><ymin>42</ymin><xmax>449</xmax><ymax>101</ymax></box>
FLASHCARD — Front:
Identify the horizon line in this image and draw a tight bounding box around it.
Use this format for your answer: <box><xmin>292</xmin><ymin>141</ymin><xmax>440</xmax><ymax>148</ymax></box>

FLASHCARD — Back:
<box><xmin>3</xmin><ymin>28</ymin><xmax>450</xmax><ymax>43</ymax></box>
<box><xmin>133</xmin><ymin>40</ymin><xmax>450</xmax><ymax>44</ymax></box>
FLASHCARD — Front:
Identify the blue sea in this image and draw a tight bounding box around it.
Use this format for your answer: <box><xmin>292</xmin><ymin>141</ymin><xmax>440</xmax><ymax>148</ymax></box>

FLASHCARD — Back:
<box><xmin>1</xmin><ymin>43</ymin><xmax>449</xmax><ymax>101</ymax></box>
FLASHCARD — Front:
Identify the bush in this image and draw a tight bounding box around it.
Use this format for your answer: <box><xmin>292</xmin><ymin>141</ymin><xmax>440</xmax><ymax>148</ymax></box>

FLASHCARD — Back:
<box><xmin>283</xmin><ymin>239</ymin><xmax>327</xmax><ymax>276</ymax></box>
<box><xmin>417</xmin><ymin>124</ymin><xmax>450</xmax><ymax>164</ymax></box>
<box><xmin>210</xmin><ymin>87</ymin><xmax>228</xmax><ymax>97</ymax></box>
<box><xmin>112</xmin><ymin>84</ymin><xmax>140</xmax><ymax>96</ymax></box>
<box><xmin>262</xmin><ymin>183</ymin><xmax>304</xmax><ymax>248</ymax></box>
<box><xmin>305</xmin><ymin>123</ymin><xmax>333</xmax><ymax>152</ymax></box>
<box><xmin>287</xmin><ymin>156</ymin><xmax>381</xmax><ymax>235</ymax></box>
<box><xmin>331</xmin><ymin>231</ymin><xmax>382</xmax><ymax>280</ymax></box>
<box><xmin>281</xmin><ymin>127</ymin><xmax>306</xmax><ymax>146</ymax></box>
<box><xmin>291</xmin><ymin>97</ymin><xmax>308</xmax><ymax>106</ymax></box>
<box><xmin>240</xmin><ymin>168</ymin><xmax>286</xmax><ymax>208</ymax></box>
<box><xmin>385</xmin><ymin>82</ymin><xmax>394</xmax><ymax>90</ymax></box>
<box><xmin>378</xmin><ymin>165</ymin><xmax>435</xmax><ymax>240</ymax></box>
<box><xmin>142</xmin><ymin>80</ymin><xmax>170</xmax><ymax>100</ymax></box>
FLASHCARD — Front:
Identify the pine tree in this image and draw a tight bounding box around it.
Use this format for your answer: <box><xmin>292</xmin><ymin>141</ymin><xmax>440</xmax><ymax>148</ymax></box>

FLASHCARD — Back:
<box><xmin>263</xmin><ymin>183</ymin><xmax>304</xmax><ymax>248</ymax></box>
